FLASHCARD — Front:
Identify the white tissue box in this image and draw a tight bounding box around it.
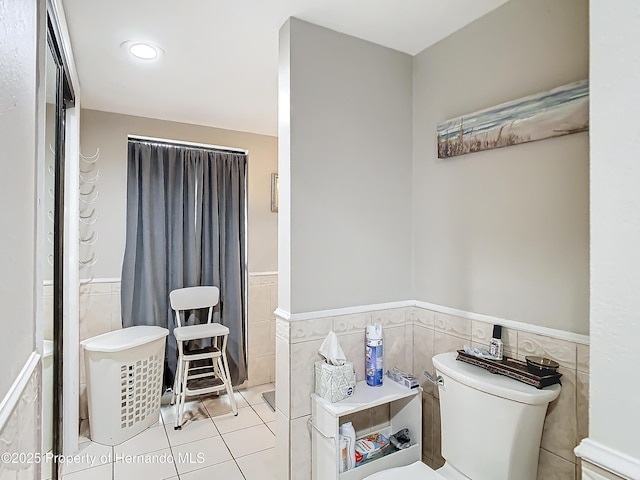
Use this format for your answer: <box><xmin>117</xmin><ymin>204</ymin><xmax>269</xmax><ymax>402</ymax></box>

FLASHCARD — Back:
<box><xmin>314</xmin><ymin>361</ymin><xmax>356</xmax><ymax>403</ymax></box>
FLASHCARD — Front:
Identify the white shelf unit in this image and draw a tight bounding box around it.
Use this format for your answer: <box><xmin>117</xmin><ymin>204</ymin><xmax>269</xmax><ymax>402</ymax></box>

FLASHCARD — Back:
<box><xmin>311</xmin><ymin>380</ymin><xmax>422</xmax><ymax>480</ymax></box>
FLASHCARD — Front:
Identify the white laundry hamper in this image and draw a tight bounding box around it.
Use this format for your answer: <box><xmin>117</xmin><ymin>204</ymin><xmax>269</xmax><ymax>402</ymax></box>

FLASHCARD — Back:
<box><xmin>81</xmin><ymin>326</ymin><xmax>169</xmax><ymax>445</ymax></box>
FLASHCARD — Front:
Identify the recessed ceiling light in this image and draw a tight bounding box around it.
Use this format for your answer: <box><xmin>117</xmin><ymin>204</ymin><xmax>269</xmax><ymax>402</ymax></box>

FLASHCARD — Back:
<box><xmin>121</xmin><ymin>40</ymin><xmax>164</xmax><ymax>61</ymax></box>
<box><xmin>129</xmin><ymin>43</ymin><xmax>158</xmax><ymax>59</ymax></box>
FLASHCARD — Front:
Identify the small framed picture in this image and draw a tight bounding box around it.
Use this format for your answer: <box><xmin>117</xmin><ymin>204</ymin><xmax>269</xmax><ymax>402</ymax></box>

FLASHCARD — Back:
<box><xmin>271</xmin><ymin>173</ymin><xmax>279</xmax><ymax>213</ymax></box>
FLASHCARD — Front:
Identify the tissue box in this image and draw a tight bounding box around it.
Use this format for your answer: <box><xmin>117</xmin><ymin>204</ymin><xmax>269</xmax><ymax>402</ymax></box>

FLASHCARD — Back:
<box><xmin>314</xmin><ymin>361</ymin><xmax>356</xmax><ymax>403</ymax></box>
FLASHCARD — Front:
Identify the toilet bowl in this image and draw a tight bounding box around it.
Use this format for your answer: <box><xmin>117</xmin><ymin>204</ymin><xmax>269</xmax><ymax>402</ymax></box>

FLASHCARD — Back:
<box><xmin>364</xmin><ymin>352</ymin><xmax>561</xmax><ymax>480</ymax></box>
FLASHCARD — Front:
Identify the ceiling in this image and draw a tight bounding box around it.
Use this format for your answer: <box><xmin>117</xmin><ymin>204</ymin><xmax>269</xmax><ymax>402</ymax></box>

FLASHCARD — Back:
<box><xmin>62</xmin><ymin>0</ymin><xmax>509</xmax><ymax>137</ymax></box>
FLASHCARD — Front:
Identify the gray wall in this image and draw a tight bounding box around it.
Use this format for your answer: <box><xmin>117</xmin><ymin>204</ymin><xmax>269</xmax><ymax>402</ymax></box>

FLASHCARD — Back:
<box><xmin>412</xmin><ymin>0</ymin><xmax>589</xmax><ymax>334</ymax></box>
<box><xmin>281</xmin><ymin>18</ymin><xmax>414</xmax><ymax>314</ymax></box>
<box><xmin>0</xmin><ymin>0</ymin><xmax>39</xmax><ymax>399</ymax></box>
<box><xmin>79</xmin><ymin>109</ymin><xmax>278</xmax><ymax>278</ymax></box>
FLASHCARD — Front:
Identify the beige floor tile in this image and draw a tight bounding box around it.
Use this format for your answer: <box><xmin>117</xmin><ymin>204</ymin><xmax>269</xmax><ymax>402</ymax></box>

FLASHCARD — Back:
<box><xmin>113</xmin><ymin>425</ymin><xmax>169</xmax><ymax>456</ymax></box>
<box><xmin>201</xmin><ymin>392</ymin><xmax>248</xmax><ymax>417</ymax></box>
<box><xmin>160</xmin><ymin>399</ymin><xmax>208</xmax><ymax>427</ymax></box>
<box><xmin>252</xmin><ymin>401</ymin><xmax>277</xmax><ymax>423</ymax></box>
<box><xmin>171</xmin><ymin>436</ymin><xmax>232</xmax><ymax>475</ymax></box>
<box><xmin>61</xmin><ymin>441</ymin><xmax>112</xmax><ymax>475</ymax></box>
<box><xmin>113</xmin><ymin>448</ymin><xmax>177</xmax><ymax>480</ymax></box>
<box><xmin>179</xmin><ymin>461</ymin><xmax>244</xmax><ymax>480</ymax></box>
<box><xmin>236</xmin><ymin>447</ymin><xmax>276</xmax><ymax>480</ymax></box>
<box><xmin>239</xmin><ymin>383</ymin><xmax>275</xmax><ymax>406</ymax></box>
<box><xmin>212</xmin><ymin>406</ymin><xmax>262</xmax><ymax>434</ymax></box>
<box><xmin>222</xmin><ymin>423</ymin><xmax>276</xmax><ymax>458</ymax></box>
<box><xmin>61</xmin><ymin>463</ymin><xmax>112</xmax><ymax>480</ymax></box>
<box><xmin>165</xmin><ymin>416</ymin><xmax>219</xmax><ymax>447</ymax></box>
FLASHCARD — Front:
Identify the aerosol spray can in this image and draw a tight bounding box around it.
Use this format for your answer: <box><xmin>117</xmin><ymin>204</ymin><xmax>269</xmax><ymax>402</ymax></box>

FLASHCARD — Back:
<box><xmin>365</xmin><ymin>324</ymin><xmax>383</xmax><ymax>386</ymax></box>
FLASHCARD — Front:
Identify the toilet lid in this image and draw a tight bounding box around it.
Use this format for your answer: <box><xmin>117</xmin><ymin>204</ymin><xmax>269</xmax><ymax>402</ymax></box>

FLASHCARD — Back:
<box><xmin>364</xmin><ymin>461</ymin><xmax>445</xmax><ymax>480</ymax></box>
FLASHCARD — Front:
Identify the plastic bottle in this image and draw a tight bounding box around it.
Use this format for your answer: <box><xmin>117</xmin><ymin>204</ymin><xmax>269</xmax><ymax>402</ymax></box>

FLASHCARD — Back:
<box><xmin>338</xmin><ymin>435</ymin><xmax>348</xmax><ymax>473</ymax></box>
<box><xmin>339</xmin><ymin>422</ymin><xmax>356</xmax><ymax>470</ymax></box>
<box><xmin>489</xmin><ymin>324</ymin><xmax>504</xmax><ymax>360</ymax></box>
<box><xmin>365</xmin><ymin>324</ymin><xmax>384</xmax><ymax>386</ymax></box>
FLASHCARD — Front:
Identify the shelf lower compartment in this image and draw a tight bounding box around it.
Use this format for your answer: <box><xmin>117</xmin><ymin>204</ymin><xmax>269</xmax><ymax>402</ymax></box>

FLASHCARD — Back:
<box><xmin>339</xmin><ymin>443</ymin><xmax>421</xmax><ymax>480</ymax></box>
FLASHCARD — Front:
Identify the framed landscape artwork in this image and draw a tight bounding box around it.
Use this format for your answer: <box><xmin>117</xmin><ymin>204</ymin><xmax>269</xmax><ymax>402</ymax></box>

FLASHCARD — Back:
<box><xmin>437</xmin><ymin>79</ymin><xmax>589</xmax><ymax>159</ymax></box>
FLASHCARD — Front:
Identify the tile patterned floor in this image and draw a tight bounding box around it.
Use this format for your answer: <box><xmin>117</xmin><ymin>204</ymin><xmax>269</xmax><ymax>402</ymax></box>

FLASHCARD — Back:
<box><xmin>59</xmin><ymin>383</ymin><xmax>276</xmax><ymax>480</ymax></box>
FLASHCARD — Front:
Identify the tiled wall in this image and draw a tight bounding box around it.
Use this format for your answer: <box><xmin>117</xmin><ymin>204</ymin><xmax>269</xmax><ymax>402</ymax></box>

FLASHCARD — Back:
<box><xmin>0</xmin><ymin>361</ymin><xmax>41</xmax><ymax>480</ymax></box>
<box><xmin>276</xmin><ymin>306</ymin><xmax>589</xmax><ymax>480</ymax></box>
<box><xmin>78</xmin><ymin>281</ymin><xmax>122</xmax><ymax>422</ymax></box>
<box><xmin>247</xmin><ymin>273</ymin><xmax>277</xmax><ymax>387</ymax></box>
<box><xmin>78</xmin><ymin>274</ymin><xmax>277</xmax><ymax>423</ymax></box>
<box><xmin>412</xmin><ymin>307</ymin><xmax>589</xmax><ymax>480</ymax></box>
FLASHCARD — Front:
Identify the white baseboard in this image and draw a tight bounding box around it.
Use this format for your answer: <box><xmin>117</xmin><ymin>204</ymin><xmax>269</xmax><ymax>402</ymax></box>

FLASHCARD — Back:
<box><xmin>0</xmin><ymin>352</ymin><xmax>40</xmax><ymax>432</ymax></box>
<box><xmin>276</xmin><ymin>300</ymin><xmax>414</xmax><ymax>322</ymax></box>
<box><xmin>576</xmin><ymin>438</ymin><xmax>640</xmax><ymax>480</ymax></box>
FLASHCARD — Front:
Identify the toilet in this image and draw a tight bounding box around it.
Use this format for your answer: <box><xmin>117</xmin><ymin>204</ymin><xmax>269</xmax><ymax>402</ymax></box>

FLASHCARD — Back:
<box><xmin>366</xmin><ymin>352</ymin><xmax>561</xmax><ymax>480</ymax></box>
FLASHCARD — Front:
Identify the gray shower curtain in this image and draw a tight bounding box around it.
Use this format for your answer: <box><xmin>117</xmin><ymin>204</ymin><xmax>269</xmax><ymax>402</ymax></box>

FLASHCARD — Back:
<box><xmin>121</xmin><ymin>139</ymin><xmax>248</xmax><ymax>388</ymax></box>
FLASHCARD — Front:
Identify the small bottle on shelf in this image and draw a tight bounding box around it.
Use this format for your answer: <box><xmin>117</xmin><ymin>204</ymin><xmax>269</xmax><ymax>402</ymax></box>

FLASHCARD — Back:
<box><xmin>489</xmin><ymin>325</ymin><xmax>504</xmax><ymax>361</ymax></box>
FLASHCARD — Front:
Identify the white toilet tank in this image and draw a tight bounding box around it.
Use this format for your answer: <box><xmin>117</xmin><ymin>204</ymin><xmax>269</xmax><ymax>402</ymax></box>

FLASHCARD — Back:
<box><xmin>433</xmin><ymin>352</ymin><xmax>560</xmax><ymax>480</ymax></box>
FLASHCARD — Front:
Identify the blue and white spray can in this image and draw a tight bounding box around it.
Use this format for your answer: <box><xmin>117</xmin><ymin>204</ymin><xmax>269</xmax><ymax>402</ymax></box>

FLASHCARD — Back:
<box><xmin>365</xmin><ymin>324</ymin><xmax>383</xmax><ymax>386</ymax></box>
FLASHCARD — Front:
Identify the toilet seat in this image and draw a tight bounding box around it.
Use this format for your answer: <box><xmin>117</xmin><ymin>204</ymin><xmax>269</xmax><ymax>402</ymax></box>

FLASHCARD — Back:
<box><xmin>363</xmin><ymin>461</ymin><xmax>445</xmax><ymax>480</ymax></box>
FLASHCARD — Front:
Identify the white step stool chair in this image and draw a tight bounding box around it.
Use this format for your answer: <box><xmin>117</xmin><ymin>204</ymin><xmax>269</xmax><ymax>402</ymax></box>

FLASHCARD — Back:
<box><xmin>170</xmin><ymin>286</ymin><xmax>238</xmax><ymax>430</ymax></box>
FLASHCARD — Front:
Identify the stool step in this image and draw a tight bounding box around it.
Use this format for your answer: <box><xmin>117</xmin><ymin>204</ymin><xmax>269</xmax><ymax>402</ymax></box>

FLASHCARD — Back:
<box><xmin>186</xmin><ymin>376</ymin><xmax>226</xmax><ymax>395</ymax></box>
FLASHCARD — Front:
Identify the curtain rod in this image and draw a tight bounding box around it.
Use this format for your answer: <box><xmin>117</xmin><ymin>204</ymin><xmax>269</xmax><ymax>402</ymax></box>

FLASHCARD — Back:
<box><xmin>127</xmin><ymin>135</ymin><xmax>248</xmax><ymax>155</ymax></box>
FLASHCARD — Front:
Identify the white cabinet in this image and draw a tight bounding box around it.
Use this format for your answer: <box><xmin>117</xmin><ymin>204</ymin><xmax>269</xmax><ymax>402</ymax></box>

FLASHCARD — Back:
<box><xmin>311</xmin><ymin>380</ymin><xmax>422</xmax><ymax>480</ymax></box>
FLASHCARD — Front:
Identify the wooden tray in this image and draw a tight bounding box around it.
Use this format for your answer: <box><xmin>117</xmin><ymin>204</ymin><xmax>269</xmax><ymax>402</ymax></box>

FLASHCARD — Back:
<box><xmin>456</xmin><ymin>350</ymin><xmax>562</xmax><ymax>389</ymax></box>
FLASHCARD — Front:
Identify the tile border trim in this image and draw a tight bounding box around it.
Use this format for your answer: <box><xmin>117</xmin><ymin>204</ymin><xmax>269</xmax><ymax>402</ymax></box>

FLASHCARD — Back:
<box><xmin>417</xmin><ymin>301</ymin><xmax>589</xmax><ymax>345</ymax></box>
<box><xmin>275</xmin><ymin>301</ymin><xmax>414</xmax><ymax>323</ymax></box>
<box><xmin>276</xmin><ymin>301</ymin><xmax>589</xmax><ymax>344</ymax></box>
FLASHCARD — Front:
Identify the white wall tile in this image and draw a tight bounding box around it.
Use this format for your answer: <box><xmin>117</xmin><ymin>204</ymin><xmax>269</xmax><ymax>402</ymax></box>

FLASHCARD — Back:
<box><xmin>407</xmin><ymin>307</ymin><xmax>434</xmax><ymax>328</ymax></box>
<box><xmin>333</xmin><ymin>312</ymin><xmax>372</xmax><ymax>335</ymax></box>
<box><xmin>471</xmin><ymin>320</ymin><xmax>517</xmax><ymax>351</ymax></box>
<box><xmin>249</xmin><ymin>354</ymin><xmax>274</xmax><ymax>387</ymax></box>
<box><xmin>275</xmin><ymin>409</ymin><xmax>291</xmax><ymax>480</ymax></box>
<box><xmin>372</xmin><ymin>308</ymin><xmax>406</xmax><ymax>328</ymax></box>
<box><xmin>290</xmin><ymin>415</ymin><xmax>312</xmax><ymax>480</ymax></box>
<box><xmin>384</xmin><ymin>325</ymin><xmax>411</xmax><ymax>373</ymax></box>
<box><xmin>249</xmin><ymin>284</ymin><xmax>272</xmax><ymax>323</ymax></box>
<box><xmin>338</xmin><ymin>332</ymin><xmax>366</xmax><ymax>382</ymax></box>
<box><xmin>290</xmin><ymin>339</ymin><xmax>324</xmax><ymax>418</ymax></box>
<box><xmin>577</xmin><ymin>370</ymin><xmax>589</xmax><ymax>444</ymax></box>
<box><xmin>518</xmin><ymin>332</ymin><xmax>577</xmax><ymax>369</ymax></box>
<box><xmin>249</xmin><ymin>321</ymin><xmax>274</xmax><ymax>357</ymax></box>
<box><xmin>577</xmin><ymin>344</ymin><xmax>589</xmax><ymax>373</ymax></box>
<box><xmin>275</xmin><ymin>337</ymin><xmax>290</xmax><ymax>416</ymax></box>
<box><xmin>276</xmin><ymin>318</ymin><xmax>290</xmax><ymax>342</ymax></box>
<box><xmin>289</xmin><ymin>317</ymin><xmax>333</xmax><ymax>343</ymax></box>
<box><xmin>434</xmin><ymin>313</ymin><xmax>471</xmax><ymax>340</ymax></box>
<box><xmin>413</xmin><ymin>326</ymin><xmax>435</xmax><ymax>396</ymax></box>
<box><xmin>540</xmin><ymin>367</ymin><xmax>577</xmax><ymax>463</ymax></box>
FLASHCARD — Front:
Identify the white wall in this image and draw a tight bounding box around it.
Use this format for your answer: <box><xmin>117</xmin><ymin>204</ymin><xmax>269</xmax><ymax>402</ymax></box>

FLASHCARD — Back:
<box><xmin>0</xmin><ymin>0</ymin><xmax>44</xmax><ymax>476</ymax></box>
<box><xmin>280</xmin><ymin>18</ymin><xmax>414</xmax><ymax>314</ymax></box>
<box><xmin>412</xmin><ymin>0</ymin><xmax>589</xmax><ymax>334</ymax></box>
<box><xmin>0</xmin><ymin>0</ymin><xmax>39</xmax><ymax>400</ymax></box>
<box><xmin>586</xmin><ymin>0</ymin><xmax>640</xmax><ymax>466</ymax></box>
<box><xmin>79</xmin><ymin>109</ymin><xmax>278</xmax><ymax>278</ymax></box>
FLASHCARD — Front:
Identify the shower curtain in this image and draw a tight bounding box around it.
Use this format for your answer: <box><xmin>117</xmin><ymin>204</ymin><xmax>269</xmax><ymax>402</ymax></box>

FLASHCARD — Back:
<box><xmin>120</xmin><ymin>139</ymin><xmax>248</xmax><ymax>388</ymax></box>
